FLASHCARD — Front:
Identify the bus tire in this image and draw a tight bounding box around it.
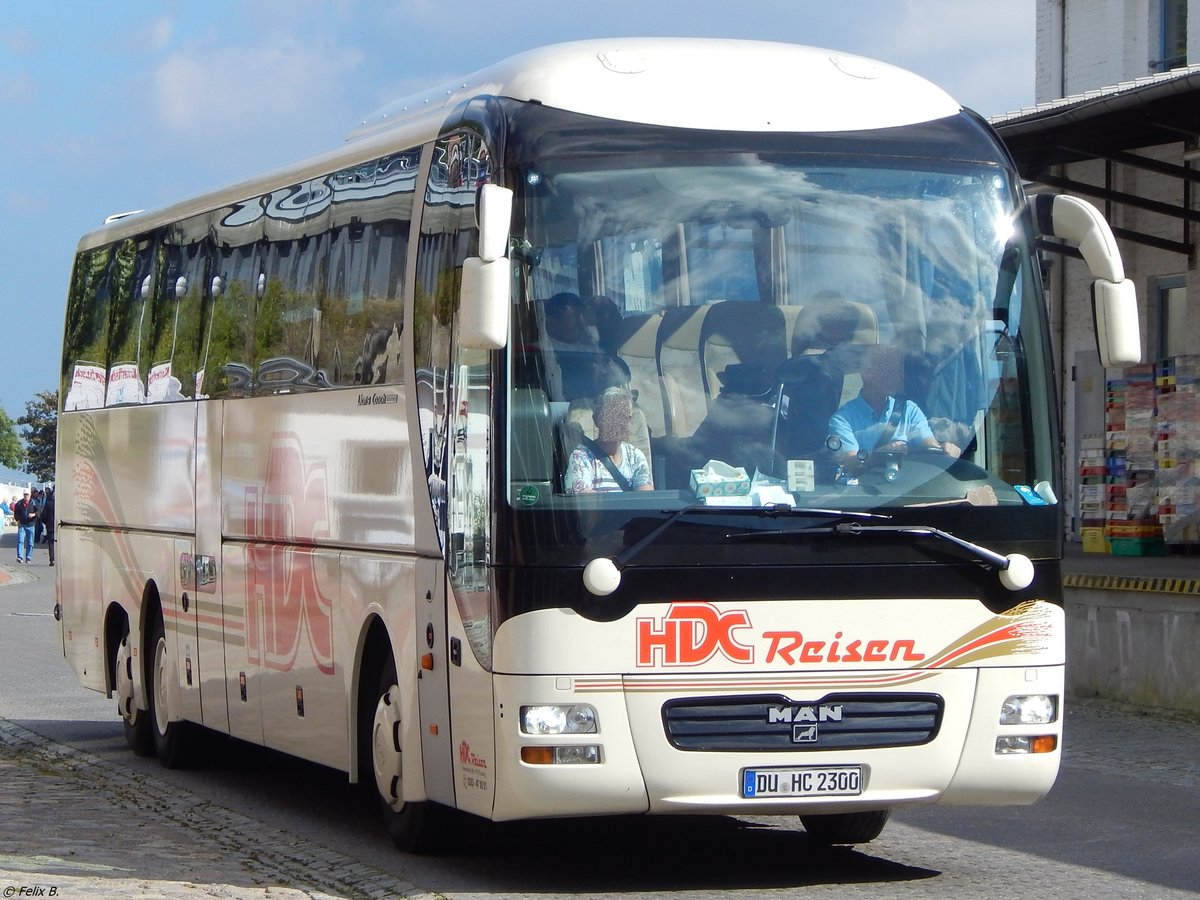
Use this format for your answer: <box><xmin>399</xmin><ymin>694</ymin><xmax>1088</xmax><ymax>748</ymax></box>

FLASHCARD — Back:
<box><xmin>800</xmin><ymin>809</ymin><xmax>891</xmax><ymax>844</ymax></box>
<box><xmin>372</xmin><ymin>657</ymin><xmax>447</xmax><ymax>853</ymax></box>
<box><xmin>116</xmin><ymin>626</ymin><xmax>154</xmax><ymax>757</ymax></box>
<box><xmin>146</xmin><ymin>612</ymin><xmax>197</xmax><ymax>769</ymax></box>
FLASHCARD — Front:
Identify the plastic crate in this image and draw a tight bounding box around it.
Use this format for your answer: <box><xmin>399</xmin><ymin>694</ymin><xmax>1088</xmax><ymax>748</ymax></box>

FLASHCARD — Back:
<box><xmin>1108</xmin><ymin>537</ymin><xmax>1167</xmax><ymax>556</ymax></box>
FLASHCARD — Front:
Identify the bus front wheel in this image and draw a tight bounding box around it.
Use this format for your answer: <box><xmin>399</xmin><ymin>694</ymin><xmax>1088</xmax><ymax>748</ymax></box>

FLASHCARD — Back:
<box><xmin>800</xmin><ymin>809</ymin><xmax>891</xmax><ymax>844</ymax></box>
<box><xmin>372</xmin><ymin>658</ymin><xmax>446</xmax><ymax>853</ymax></box>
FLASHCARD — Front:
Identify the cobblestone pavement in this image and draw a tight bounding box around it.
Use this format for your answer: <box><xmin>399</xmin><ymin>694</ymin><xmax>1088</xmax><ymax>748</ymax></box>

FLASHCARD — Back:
<box><xmin>0</xmin><ymin>719</ymin><xmax>434</xmax><ymax>899</ymax></box>
<box><xmin>1060</xmin><ymin>696</ymin><xmax>1199</xmax><ymax>788</ymax></box>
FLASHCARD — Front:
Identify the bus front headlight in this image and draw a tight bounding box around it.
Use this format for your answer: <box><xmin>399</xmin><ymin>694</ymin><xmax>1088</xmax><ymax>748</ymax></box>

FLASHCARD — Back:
<box><xmin>520</xmin><ymin>704</ymin><xmax>598</xmax><ymax>735</ymax></box>
<box><xmin>999</xmin><ymin>694</ymin><xmax>1058</xmax><ymax>725</ymax></box>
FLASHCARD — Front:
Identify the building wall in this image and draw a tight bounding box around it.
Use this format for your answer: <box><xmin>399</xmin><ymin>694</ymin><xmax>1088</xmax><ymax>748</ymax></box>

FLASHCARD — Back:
<box><xmin>1067</xmin><ymin>587</ymin><xmax>1200</xmax><ymax>712</ymax></box>
<box><xmin>1035</xmin><ymin>0</ymin><xmax>1199</xmax><ymax>101</ymax></box>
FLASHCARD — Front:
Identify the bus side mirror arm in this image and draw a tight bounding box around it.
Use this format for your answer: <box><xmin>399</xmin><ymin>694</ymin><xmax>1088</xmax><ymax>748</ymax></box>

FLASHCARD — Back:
<box><xmin>1033</xmin><ymin>193</ymin><xmax>1141</xmax><ymax>368</ymax></box>
<box><xmin>460</xmin><ymin>184</ymin><xmax>515</xmax><ymax>350</ymax></box>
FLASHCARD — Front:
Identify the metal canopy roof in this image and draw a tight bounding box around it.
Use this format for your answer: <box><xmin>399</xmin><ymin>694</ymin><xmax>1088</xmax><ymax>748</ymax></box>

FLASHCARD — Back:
<box><xmin>991</xmin><ymin>66</ymin><xmax>1200</xmax><ymax>257</ymax></box>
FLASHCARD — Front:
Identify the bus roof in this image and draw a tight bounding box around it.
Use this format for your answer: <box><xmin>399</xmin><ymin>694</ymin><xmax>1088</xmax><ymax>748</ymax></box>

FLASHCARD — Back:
<box><xmin>348</xmin><ymin>38</ymin><xmax>961</xmax><ymax>141</ymax></box>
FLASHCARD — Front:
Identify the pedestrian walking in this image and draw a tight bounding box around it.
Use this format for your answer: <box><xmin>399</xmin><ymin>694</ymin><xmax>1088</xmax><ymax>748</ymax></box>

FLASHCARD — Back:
<box><xmin>12</xmin><ymin>491</ymin><xmax>36</xmax><ymax>563</ymax></box>
<box><xmin>32</xmin><ymin>488</ymin><xmax>45</xmax><ymax>544</ymax></box>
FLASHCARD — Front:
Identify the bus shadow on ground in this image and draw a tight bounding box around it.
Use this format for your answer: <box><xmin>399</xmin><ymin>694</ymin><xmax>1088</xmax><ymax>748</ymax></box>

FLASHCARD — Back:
<box><xmin>209</xmin><ymin>736</ymin><xmax>939</xmax><ymax>891</ymax></box>
<box><xmin>473</xmin><ymin>815</ymin><xmax>939</xmax><ymax>892</ymax></box>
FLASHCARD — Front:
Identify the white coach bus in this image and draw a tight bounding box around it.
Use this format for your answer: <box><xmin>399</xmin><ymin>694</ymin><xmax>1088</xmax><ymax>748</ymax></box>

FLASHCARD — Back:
<box><xmin>54</xmin><ymin>39</ymin><xmax>1140</xmax><ymax>851</ymax></box>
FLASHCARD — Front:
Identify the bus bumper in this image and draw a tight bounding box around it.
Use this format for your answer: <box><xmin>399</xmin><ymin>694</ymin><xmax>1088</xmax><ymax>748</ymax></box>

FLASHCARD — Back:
<box><xmin>490</xmin><ymin>665</ymin><xmax>1061</xmax><ymax>821</ymax></box>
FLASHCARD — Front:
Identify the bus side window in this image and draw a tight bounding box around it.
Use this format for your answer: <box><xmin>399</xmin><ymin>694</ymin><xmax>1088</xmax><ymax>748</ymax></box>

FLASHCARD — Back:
<box><xmin>322</xmin><ymin>151</ymin><xmax>416</xmax><ymax>388</ymax></box>
<box><xmin>254</xmin><ymin>229</ymin><xmax>329</xmax><ymax>394</ymax></box>
<box><xmin>103</xmin><ymin>238</ymin><xmax>146</xmax><ymax>406</ymax></box>
<box><xmin>166</xmin><ymin>222</ymin><xmax>214</xmax><ymax>400</ymax></box>
<box><xmin>62</xmin><ymin>245</ymin><xmax>114</xmax><ymax>411</ymax></box>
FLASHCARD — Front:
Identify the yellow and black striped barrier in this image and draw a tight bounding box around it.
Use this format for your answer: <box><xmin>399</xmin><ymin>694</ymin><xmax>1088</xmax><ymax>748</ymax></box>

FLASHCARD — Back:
<box><xmin>1063</xmin><ymin>573</ymin><xmax>1200</xmax><ymax>595</ymax></box>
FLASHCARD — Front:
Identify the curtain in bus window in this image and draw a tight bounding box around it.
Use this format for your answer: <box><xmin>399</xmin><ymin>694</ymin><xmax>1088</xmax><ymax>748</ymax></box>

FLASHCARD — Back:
<box><xmin>685</xmin><ymin>221</ymin><xmax>759</xmax><ymax>304</ymax></box>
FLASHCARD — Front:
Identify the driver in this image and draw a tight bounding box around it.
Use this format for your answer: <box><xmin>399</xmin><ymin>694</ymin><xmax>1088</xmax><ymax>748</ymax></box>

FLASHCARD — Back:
<box><xmin>563</xmin><ymin>386</ymin><xmax>654</xmax><ymax>493</ymax></box>
<box><xmin>827</xmin><ymin>344</ymin><xmax>961</xmax><ymax>464</ymax></box>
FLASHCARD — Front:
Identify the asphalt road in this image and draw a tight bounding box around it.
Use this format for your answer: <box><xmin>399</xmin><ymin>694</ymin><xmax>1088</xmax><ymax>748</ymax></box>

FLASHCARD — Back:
<box><xmin>1</xmin><ymin>546</ymin><xmax>1196</xmax><ymax>899</ymax></box>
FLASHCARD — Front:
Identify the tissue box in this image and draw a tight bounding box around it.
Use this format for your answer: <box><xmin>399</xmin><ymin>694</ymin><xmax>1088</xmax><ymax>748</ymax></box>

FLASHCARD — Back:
<box><xmin>690</xmin><ymin>460</ymin><xmax>751</xmax><ymax>497</ymax></box>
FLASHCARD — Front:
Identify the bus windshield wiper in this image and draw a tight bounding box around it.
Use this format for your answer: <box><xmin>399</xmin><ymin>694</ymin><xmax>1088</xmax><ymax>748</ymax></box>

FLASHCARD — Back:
<box><xmin>723</xmin><ymin>506</ymin><xmax>891</xmax><ymax>541</ymax></box>
<box><xmin>581</xmin><ymin>504</ymin><xmax>889</xmax><ymax>597</ymax></box>
<box><xmin>831</xmin><ymin>522</ymin><xmax>1034</xmax><ymax>592</ymax></box>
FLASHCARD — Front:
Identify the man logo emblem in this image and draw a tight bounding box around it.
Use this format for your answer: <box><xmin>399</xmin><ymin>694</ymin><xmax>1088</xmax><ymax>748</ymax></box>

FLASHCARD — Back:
<box><xmin>793</xmin><ymin>724</ymin><xmax>818</xmax><ymax>743</ymax></box>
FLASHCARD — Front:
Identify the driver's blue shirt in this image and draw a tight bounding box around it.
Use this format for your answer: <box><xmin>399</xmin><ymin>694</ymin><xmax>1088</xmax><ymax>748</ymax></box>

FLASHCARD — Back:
<box><xmin>828</xmin><ymin>393</ymin><xmax>934</xmax><ymax>454</ymax></box>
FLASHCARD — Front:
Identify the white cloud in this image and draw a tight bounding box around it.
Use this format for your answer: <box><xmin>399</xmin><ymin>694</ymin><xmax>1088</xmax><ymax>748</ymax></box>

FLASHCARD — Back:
<box><xmin>153</xmin><ymin>35</ymin><xmax>363</xmax><ymax>140</ymax></box>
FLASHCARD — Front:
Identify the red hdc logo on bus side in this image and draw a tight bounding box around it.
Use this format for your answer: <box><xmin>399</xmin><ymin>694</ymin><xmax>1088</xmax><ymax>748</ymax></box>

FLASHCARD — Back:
<box><xmin>245</xmin><ymin>432</ymin><xmax>335</xmax><ymax>675</ymax></box>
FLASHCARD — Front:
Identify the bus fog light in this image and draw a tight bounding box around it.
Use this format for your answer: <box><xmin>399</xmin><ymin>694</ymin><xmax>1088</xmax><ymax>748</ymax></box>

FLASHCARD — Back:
<box><xmin>996</xmin><ymin>735</ymin><xmax>1032</xmax><ymax>754</ymax></box>
<box><xmin>556</xmin><ymin>744</ymin><xmax>601</xmax><ymax>764</ymax></box>
<box><xmin>995</xmin><ymin>734</ymin><xmax>1057</xmax><ymax>754</ymax></box>
<box><xmin>520</xmin><ymin>704</ymin><xmax>597</xmax><ymax>735</ymax></box>
<box><xmin>999</xmin><ymin>694</ymin><xmax>1057</xmax><ymax>725</ymax></box>
<box><xmin>520</xmin><ymin>745</ymin><xmax>601</xmax><ymax>764</ymax></box>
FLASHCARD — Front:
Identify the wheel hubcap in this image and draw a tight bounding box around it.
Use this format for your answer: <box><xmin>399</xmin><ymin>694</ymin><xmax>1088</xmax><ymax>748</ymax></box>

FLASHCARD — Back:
<box><xmin>153</xmin><ymin>635</ymin><xmax>170</xmax><ymax>736</ymax></box>
<box><xmin>372</xmin><ymin>682</ymin><xmax>404</xmax><ymax>811</ymax></box>
<box><xmin>115</xmin><ymin>636</ymin><xmax>137</xmax><ymax>724</ymax></box>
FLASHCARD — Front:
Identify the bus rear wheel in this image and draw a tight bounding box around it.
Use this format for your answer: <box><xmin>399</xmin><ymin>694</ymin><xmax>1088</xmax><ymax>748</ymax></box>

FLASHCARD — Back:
<box><xmin>116</xmin><ymin>626</ymin><xmax>154</xmax><ymax>757</ymax></box>
<box><xmin>800</xmin><ymin>809</ymin><xmax>891</xmax><ymax>844</ymax></box>
<box><xmin>372</xmin><ymin>657</ymin><xmax>447</xmax><ymax>853</ymax></box>
<box><xmin>146</xmin><ymin>612</ymin><xmax>198</xmax><ymax>768</ymax></box>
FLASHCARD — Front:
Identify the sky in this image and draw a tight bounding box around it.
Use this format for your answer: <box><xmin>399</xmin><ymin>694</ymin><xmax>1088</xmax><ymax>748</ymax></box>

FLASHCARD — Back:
<box><xmin>0</xmin><ymin>0</ymin><xmax>1036</xmax><ymax>483</ymax></box>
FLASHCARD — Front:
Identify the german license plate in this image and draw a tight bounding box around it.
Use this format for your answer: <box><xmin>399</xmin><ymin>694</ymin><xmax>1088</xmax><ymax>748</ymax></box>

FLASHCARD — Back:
<box><xmin>741</xmin><ymin>765</ymin><xmax>863</xmax><ymax>798</ymax></box>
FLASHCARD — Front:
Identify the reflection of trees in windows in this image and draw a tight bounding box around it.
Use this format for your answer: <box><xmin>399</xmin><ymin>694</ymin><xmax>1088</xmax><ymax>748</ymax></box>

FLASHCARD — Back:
<box><xmin>66</xmin><ymin>143</ymin><xmax>422</xmax><ymax>404</ymax></box>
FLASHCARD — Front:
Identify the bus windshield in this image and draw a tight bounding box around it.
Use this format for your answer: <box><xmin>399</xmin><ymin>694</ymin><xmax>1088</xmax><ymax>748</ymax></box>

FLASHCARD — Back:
<box><xmin>504</xmin><ymin>113</ymin><xmax>1056</xmax><ymax>559</ymax></box>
